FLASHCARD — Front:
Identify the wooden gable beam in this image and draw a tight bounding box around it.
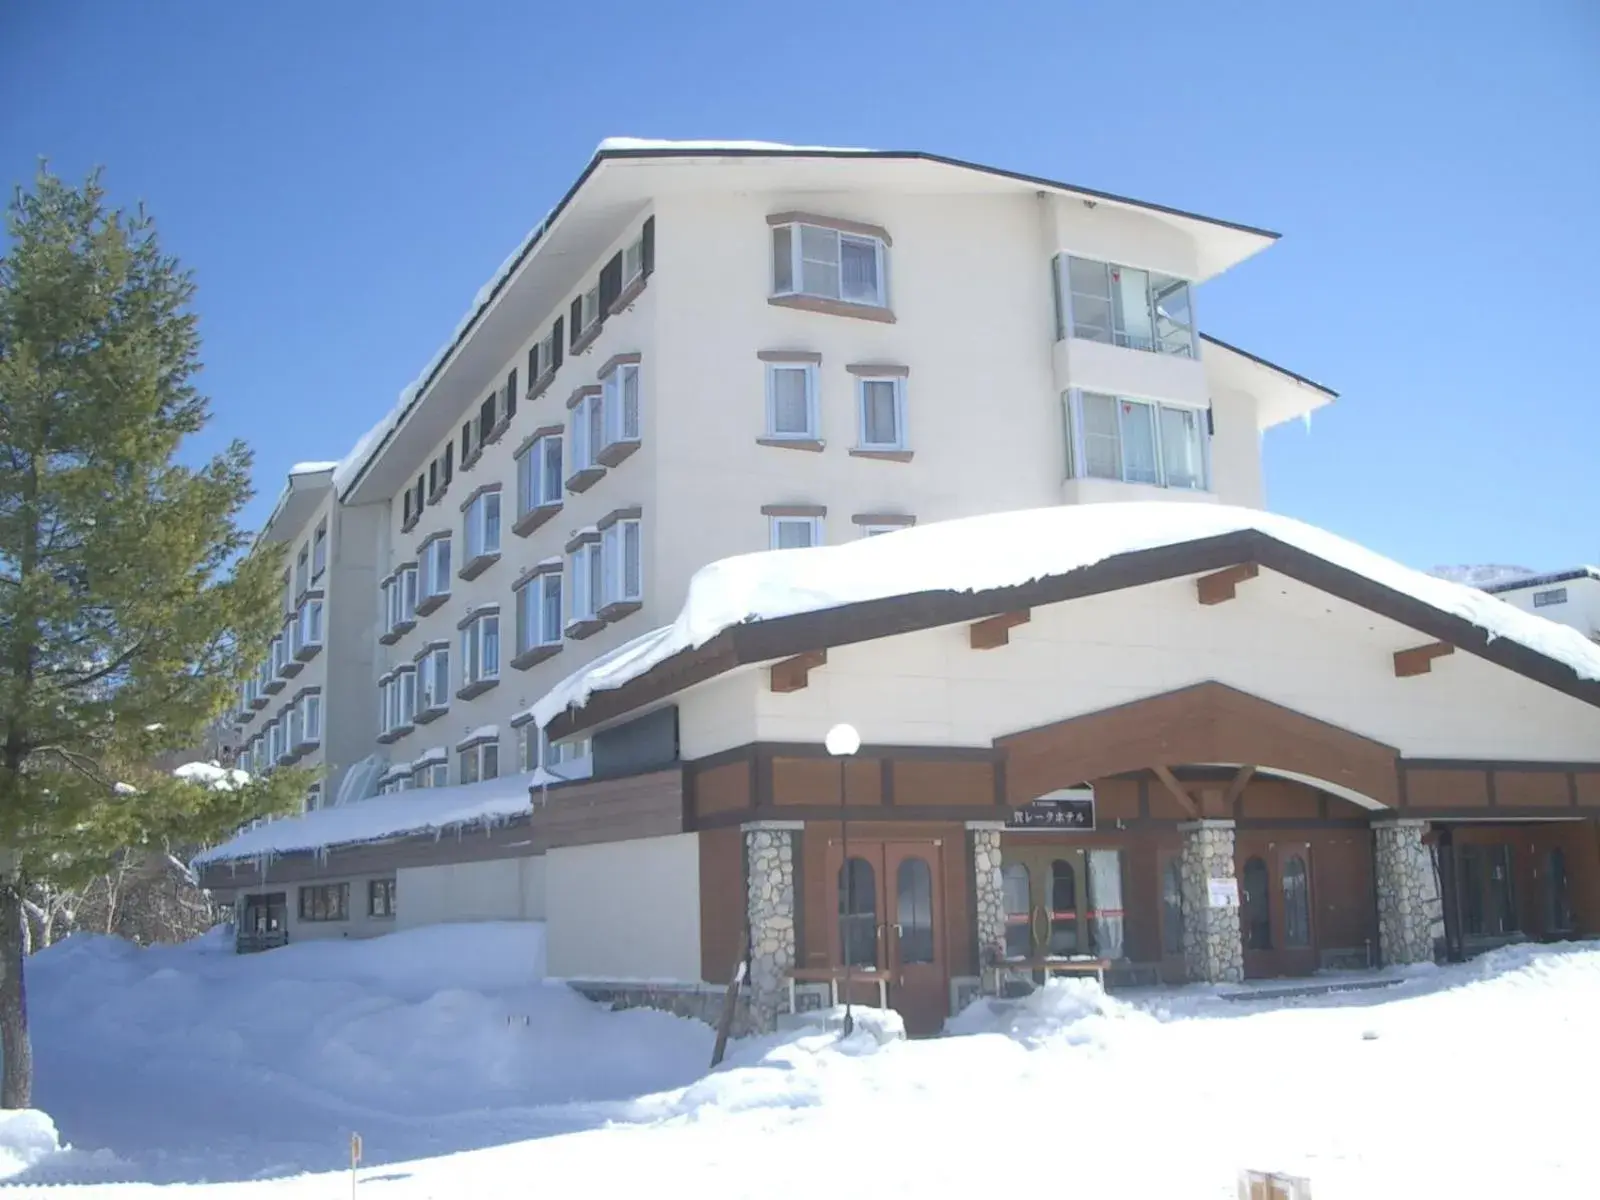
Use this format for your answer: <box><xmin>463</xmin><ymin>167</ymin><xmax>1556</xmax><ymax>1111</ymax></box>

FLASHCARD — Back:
<box><xmin>769</xmin><ymin>649</ymin><xmax>827</xmax><ymax>693</ymax></box>
<box><xmin>969</xmin><ymin>609</ymin><xmax>1031</xmax><ymax>650</ymax></box>
<box><xmin>1394</xmin><ymin>641</ymin><xmax>1454</xmax><ymax>678</ymax></box>
<box><xmin>1196</xmin><ymin>563</ymin><xmax>1260</xmax><ymax>605</ymax></box>
<box><xmin>1222</xmin><ymin>763</ymin><xmax>1257</xmax><ymax>810</ymax></box>
<box><xmin>1151</xmin><ymin>765</ymin><xmax>1199</xmax><ymax>818</ymax></box>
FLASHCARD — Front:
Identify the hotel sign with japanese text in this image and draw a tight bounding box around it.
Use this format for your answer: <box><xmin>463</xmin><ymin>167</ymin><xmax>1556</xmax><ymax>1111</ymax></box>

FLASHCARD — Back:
<box><xmin>1006</xmin><ymin>787</ymin><xmax>1095</xmax><ymax>832</ymax></box>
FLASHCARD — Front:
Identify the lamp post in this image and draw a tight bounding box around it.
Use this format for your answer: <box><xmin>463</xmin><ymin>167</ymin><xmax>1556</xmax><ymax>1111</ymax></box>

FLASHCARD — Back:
<box><xmin>825</xmin><ymin>722</ymin><xmax>861</xmax><ymax>1036</ymax></box>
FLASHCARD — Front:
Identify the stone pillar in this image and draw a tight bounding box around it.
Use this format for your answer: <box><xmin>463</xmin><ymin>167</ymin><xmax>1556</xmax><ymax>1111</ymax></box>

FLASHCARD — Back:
<box><xmin>1373</xmin><ymin>819</ymin><xmax>1442</xmax><ymax>966</ymax></box>
<box><xmin>967</xmin><ymin>821</ymin><xmax>1006</xmax><ymax>992</ymax></box>
<box><xmin>1179</xmin><ymin>820</ymin><xmax>1244</xmax><ymax>983</ymax></box>
<box><xmin>743</xmin><ymin>821</ymin><xmax>801</xmax><ymax>1030</ymax></box>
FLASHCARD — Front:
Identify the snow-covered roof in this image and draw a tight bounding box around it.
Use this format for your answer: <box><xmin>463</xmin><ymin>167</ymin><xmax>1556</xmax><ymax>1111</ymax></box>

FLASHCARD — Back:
<box><xmin>174</xmin><ymin>762</ymin><xmax>252</xmax><ymax>791</ymax></box>
<box><xmin>457</xmin><ymin>725</ymin><xmax>499</xmax><ymax>748</ymax></box>
<box><xmin>192</xmin><ymin>769</ymin><xmax>566</xmax><ymax>865</ymax></box>
<box><xmin>597</xmin><ymin>136</ymin><xmax>877</xmax><ymax>154</ymax></box>
<box><xmin>288</xmin><ymin>461</ymin><xmax>338</xmax><ymax>476</ymax></box>
<box><xmin>531</xmin><ymin>503</ymin><xmax>1600</xmax><ymax>730</ymax></box>
<box><xmin>1482</xmin><ymin>566</ymin><xmax>1600</xmax><ymax>595</ymax></box>
<box><xmin>412</xmin><ymin>747</ymin><xmax>448</xmax><ymax>768</ymax></box>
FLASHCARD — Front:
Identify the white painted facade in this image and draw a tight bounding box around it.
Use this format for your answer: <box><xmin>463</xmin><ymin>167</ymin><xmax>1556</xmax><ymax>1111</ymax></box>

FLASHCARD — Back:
<box><xmin>543</xmin><ymin>833</ymin><xmax>701</xmax><ymax>982</ymax></box>
<box><xmin>395</xmin><ymin>857</ymin><xmax>545</xmax><ymax>929</ymax></box>
<box><xmin>1487</xmin><ymin>571</ymin><xmax>1600</xmax><ymax>642</ymax></box>
<box><xmin>675</xmin><ymin>568</ymin><xmax>1600</xmax><ymax>766</ymax></box>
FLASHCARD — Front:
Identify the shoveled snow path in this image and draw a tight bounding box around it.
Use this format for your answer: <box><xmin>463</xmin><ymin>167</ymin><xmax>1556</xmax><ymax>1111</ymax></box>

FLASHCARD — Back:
<box><xmin>12</xmin><ymin>930</ymin><xmax>1599</xmax><ymax>1197</ymax></box>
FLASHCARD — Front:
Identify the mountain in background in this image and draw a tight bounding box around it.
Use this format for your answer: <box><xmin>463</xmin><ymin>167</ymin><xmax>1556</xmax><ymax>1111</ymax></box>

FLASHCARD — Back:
<box><xmin>1429</xmin><ymin>564</ymin><xmax>1537</xmax><ymax>588</ymax></box>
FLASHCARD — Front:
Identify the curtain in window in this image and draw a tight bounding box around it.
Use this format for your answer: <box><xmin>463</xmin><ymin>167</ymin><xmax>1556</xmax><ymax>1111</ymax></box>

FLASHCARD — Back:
<box><xmin>861</xmin><ymin>380</ymin><xmax>899</xmax><ymax>446</ymax></box>
<box><xmin>1159</xmin><ymin>405</ymin><xmax>1205</xmax><ymax>489</ymax></box>
<box><xmin>1066</xmin><ymin>257</ymin><xmax>1113</xmax><ymax>343</ymax></box>
<box><xmin>1087</xmin><ymin>849</ymin><xmax>1125</xmax><ymax>960</ymax></box>
<box><xmin>1080</xmin><ymin>392</ymin><xmax>1121</xmax><ymax>479</ymax></box>
<box><xmin>771</xmin><ymin>368</ymin><xmax>811</xmax><ymax>435</ymax></box>
<box><xmin>1120</xmin><ymin>399</ymin><xmax>1159</xmax><ymax>484</ymax></box>
<box><xmin>839</xmin><ymin>235</ymin><xmax>879</xmax><ymax>303</ymax></box>
<box><xmin>1111</xmin><ymin>266</ymin><xmax>1154</xmax><ymax>350</ymax></box>
<box><xmin>799</xmin><ymin>225</ymin><xmax>839</xmax><ymax>298</ymax></box>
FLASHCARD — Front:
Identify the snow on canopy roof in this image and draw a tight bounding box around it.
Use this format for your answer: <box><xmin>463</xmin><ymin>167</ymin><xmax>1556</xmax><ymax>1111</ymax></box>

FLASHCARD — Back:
<box><xmin>192</xmin><ymin>769</ymin><xmax>565</xmax><ymax>865</ymax></box>
<box><xmin>530</xmin><ymin>503</ymin><xmax>1600</xmax><ymax>729</ymax></box>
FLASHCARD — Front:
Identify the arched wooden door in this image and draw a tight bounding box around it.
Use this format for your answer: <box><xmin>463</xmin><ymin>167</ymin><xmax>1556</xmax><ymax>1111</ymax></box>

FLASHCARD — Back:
<box><xmin>1239</xmin><ymin>841</ymin><xmax>1317</xmax><ymax>978</ymax></box>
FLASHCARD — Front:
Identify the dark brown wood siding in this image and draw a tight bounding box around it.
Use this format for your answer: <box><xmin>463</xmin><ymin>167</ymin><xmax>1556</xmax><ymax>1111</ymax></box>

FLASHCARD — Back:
<box><xmin>1405</xmin><ymin>769</ymin><xmax>1490</xmax><ymax>809</ymax></box>
<box><xmin>773</xmin><ymin>755</ymin><xmax>883</xmax><ymax>807</ymax></box>
<box><xmin>1495</xmin><ymin>770</ymin><xmax>1570</xmax><ymax>808</ymax></box>
<box><xmin>698</xmin><ymin>827</ymin><xmax>745</xmax><ymax>985</ymax></box>
<box><xmin>694</xmin><ymin>760</ymin><xmax>752</xmax><ymax>816</ymax></box>
<box><xmin>892</xmin><ymin>759</ymin><xmax>991</xmax><ymax>807</ymax></box>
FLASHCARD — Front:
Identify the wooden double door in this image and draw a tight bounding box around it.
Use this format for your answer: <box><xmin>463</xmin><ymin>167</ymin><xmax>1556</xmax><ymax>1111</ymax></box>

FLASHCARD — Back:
<box><xmin>825</xmin><ymin>839</ymin><xmax>947</xmax><ymax>1035</ymax></box>
<box><xmin>1238</xmin><ymin>841</ymin><xmax>1317</xmax><ymax>977</ymax></box>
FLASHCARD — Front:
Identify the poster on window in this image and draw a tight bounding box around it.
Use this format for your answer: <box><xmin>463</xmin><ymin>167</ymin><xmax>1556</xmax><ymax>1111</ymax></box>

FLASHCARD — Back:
<box><xmin>1207</xmin><ymin>877</ymin><xmax>1239</xmax><ymax>908</ymax></box>
<box><xmin>1007</xmin><ymin>787</ymin><xmax>1095</xmax><ymax>831</ymax></box>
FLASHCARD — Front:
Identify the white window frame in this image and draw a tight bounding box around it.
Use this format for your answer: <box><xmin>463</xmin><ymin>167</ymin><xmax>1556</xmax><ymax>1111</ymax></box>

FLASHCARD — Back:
<box><xmin>298</xmin><ymin>597</ymin><xmax>324</xmax><ymax>648</ymax></box>
<box><xmin>460</xmin><ymin>611</ymin><xmax>501</xmax><ymax>687</ymax></box>
<box><xmin>765</xmin><ymin>363</ymin><xmax>819</xmax><ymax>440</ymax></box>
<box><xmin>771</xmin><ymin>221</ymin><xmax>888</xmax><ymax>308</ymax></box>
<box><xmin>421</xmin><ymin>537</ymin><xmax>452</xmax><ymax>602</ymax></box>
<box><xmin>398</xmin><ymin>666</ymin><xmax>416</xmax><ymax>724</ymax></box>
<box><xmin>419</xmin><ymin>646</ymin><xmax>450</xmax><ymax>713</ymax></box>
<box><xmin>621</xmin><ymin>233</ymin><xmax>645</xmax><ymax>287</ymax></box>
<box><xmin>600</xmin><ymin>518</ymin><xmax>643</xmax><ymax>609</ymax></box>
<box><xmin>770</xmin><ymin>515</ymin><xmax>822</xmax><ymax>550</ymax></box>
<box><xmin>1064</xmin><ymin>390</ymin><xmax>1210</xmax><ymax>492</ymax></box>
<box><xmin>1057</xmin><ymin>254</ymin><xmax>1197</xmax><ymax>358</ymax></box>
<box><xmin>286</xmin><ymin>705</ymin><xmax>303</xmax><ymax>754</ymax></box>
<box><xmin>458</xmin><ymin>739</ymin><xmax>500</xmax><ymax>785</ymax></box>
<box><xmin>570</xmin><ymin>394</ymin><xmax>603</xmax><ymax>473</ymax></box>
<box><xmin>516</xmin><ymin>434</ymin><xmax>563</xmax><ymax>516</ymax></box>
<box><xmin>580</xmin><ymin>285</ymin><xmax>602</xmax><ymax>335</ymax></box>
<box><xmin>465</xmin><ymin>491</ymin><xmax>502</xmax><ymax>561</ymax></box>
<box><xmin>601</xmin><ymin>362</ymin><xmax>641</xmax><ymax>451</ymax></box>
<box><xmin>301</xmin><ymin>693</ymin><xmax>322</xmax><ymax>744</ymax></box>
<box><xmin>859</xmin><ymin>524</ymin><xmax>904</xmax><ymax>538</ymax></box>
<box><xmin>517</xmin><ymin>573</ymin><xmax>564</xmax><ymax>653</ymax></box>
<box><xmin>568</xmin><ymin>542</ymin><xmax>603</xmax><ymax>625</ymax></box>
<box><xmin>1533</xmin><ymin>588</ymin><xmax>1568</xmax><ymax>608</ymax></box>
<box><xmin>518</xmin><ymin>723</ymin><xmax>538</xmax><ymax>773</ymax></box>
<box><xmin>311</xmin><ymin>520</ymin><xmax>327</xmax><ymax>581</ymax></box>
<box><xmin>855</xmin><ymin>376</ymin><xmax>907</xmax><ymax>451</ymax></box>
<box><xmin>415</xmin><ymin>760</ymin><xmax>448</xmax><ymax>790</ymax></box>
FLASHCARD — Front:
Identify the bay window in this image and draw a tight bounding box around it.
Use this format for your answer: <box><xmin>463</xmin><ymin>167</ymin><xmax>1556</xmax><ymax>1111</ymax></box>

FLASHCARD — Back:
<box><xmin>621</xmin><ymin>231</ymin><xmax>645</xmax><ymax>288</ymax></box>
<box><xmin>461</xmin><ymin>488</ymin><xmax>502</xmax><ymax>576</ymax></box>
<box><xmin>599</xmin><ymin>517</ymin><xmax>642</xmax><ymax>615</ymax></box>
<box><xmin>417</xmin><ymin>645</ymin><xmax>450</xmax><ymax>718</ymax></box>
<box><xmin>567</xmin><ymin>538</ymin><xmax>604</xmax><ymax>633</ymax></box>
<box><xmin>598</xmin><ymin>360</ymin><xmax>641</xmax><ymax>464</ymax></box>
<box><xmin>300</xmin><ymin>692</ymin><xmax>322</xmax><ymax>745</ymax></box>
<box><xmin>382</xmin><ymin>564</ymin><xmax>418</xmax><ymax>640</ymax></box>
<box><xmin>765</xmin><ymin>363</ymin><xmax>818</xmax><ymax>441</ymax></box>
<box><xmin>296</xmin><ymin>597</ymin><xmax>323</xmax><ymax>657</ymax></box>
<box><xmin>459</xmin><ymin>609</ymin><xmax>500</xmax><ymax>697</ymax></box>
<box><xmin>286</xmin><ymin>706</ymin><xmax>303</xmax><ymax>758</ymax></box>
<box><xmin>568</xmin><ymin>388</ymin><xmax>605</xmax><ymax>487</ymax></box>
<box><xmin>515</xmin><ymin>432</ymin><xmax>563</xmax><ymax>520</ymax></box>
<box><xmin>1065</xmin><ymin>391</ymin><xmax>1209</xmax><ymax>491</ymax></box>
<box><xmin>311</xmin><ymin>520</ymin><xmax>327</xmax><ymax>582</ymax></box>
<box><xmin>771</xmin><ymin>220</ymin><xmax>888</xmax><ymax>309</ymax></box>
<box><xmin>418</xmin><ymin>536</ymin><xmax>451</xmax><ymax>613</ymax></box>
<box><xmin>1057</xmin><ymin>255</ymin><xmax>1196</xmax><ymax>357</ymax></box>
<box><xmin>414</xmin><ymin>758</ymin><xmax>449</xmax><ymax>789</ymax></box>
<box><xmin>515</xmin><ymin>570</ymin><xmax>564</xmax><ymax>660</ymax></box>
<box><xmin>458</xmin><ymin>737</ymin><xmax>500</xmax><ymax>785</ymax></box>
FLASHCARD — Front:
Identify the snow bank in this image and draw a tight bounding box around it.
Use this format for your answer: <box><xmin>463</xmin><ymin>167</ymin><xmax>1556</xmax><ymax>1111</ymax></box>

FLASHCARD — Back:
<box><xmin>533</xmin><ymin>502</ymin><xmax>1600</xmax><ymax>727</ymax></box>
<box><xmin>192</xmin><ymin>769</ymin><xmax>563</xmax><ymax>865</ymax></box>
<box><xmin>0</xmin><ymin>1110</ymin><xmax>62</xmax><ymax>1178</ymax></box>
<box><xmin>947</xmin><ymin>977</ymin><xmax>1158</xmax><ymax>1047</ymax></box>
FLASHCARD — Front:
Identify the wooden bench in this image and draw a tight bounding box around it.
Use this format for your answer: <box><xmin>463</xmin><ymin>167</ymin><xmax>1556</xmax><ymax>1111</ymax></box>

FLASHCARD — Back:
<box><xmin>787</xmin><ymin>966</ymin><xmax>891</xmax><ymax>1015</ymax></box>
<box><xmin>989</xmin><ymin>956</ymin><xmax>1111</xmax><ymax>992</ymax></box>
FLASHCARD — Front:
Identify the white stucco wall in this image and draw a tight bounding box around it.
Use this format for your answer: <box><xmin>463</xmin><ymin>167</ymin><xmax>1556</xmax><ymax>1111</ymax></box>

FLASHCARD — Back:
<box><xmin>673</xmin><ymin>569</ymin><xmax>1600</xmax><ymax>763</ymax></box>
<box><xmin>543</xmin><ymin>833</ymin><xmax>702</xmax><ymax>983</ymax></box>
<box><xmin>395</xmin><ymin>856</ymin><xmax>546</xmax><ymax>930</ymax></box>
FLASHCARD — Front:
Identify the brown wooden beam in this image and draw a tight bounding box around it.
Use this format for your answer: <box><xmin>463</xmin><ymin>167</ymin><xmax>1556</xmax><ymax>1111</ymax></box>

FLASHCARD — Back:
<box><xmin>1394</xmin><ymin>642</ymin><xmax>1454</xmax><ymax>678</ymax></box>
<box><xmin>769</xmin><ymin>649</ymin><xmax>826</xmax><ymax>693</ymax></box>
<box><xmin>969</xmin><ymin>610</ymin><xmax>1030</xmax><ymax>650</ymax></box>
<box><xmin>1196</xmin><ymin>563</ymin><xmax>1259</xmax><ymax>605</ymax></box>
<box><xmin>1222</xmin><ymin>763</ymin><xmax>1257</xmax><ymax>811</ymax></box>
<box><xmin>1151</xmin><ymin>765</ymin><xmax>1199</xmax><ymax>817</ymax></box>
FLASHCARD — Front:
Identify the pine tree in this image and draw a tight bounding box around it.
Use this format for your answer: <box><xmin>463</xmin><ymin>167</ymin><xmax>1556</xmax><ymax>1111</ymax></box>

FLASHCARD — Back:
<box><xmin>0</xmin><ymin>167</ymin><xmax>307</xmax><ymax>1106</ymax></box>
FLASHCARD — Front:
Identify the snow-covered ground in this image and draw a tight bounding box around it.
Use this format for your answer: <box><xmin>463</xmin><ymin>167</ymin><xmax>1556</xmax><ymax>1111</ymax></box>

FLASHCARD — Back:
<box><xmin>11</xmin><ymin>924</ymin><xmax>1600</xmax><ymax>1197</ymax></box>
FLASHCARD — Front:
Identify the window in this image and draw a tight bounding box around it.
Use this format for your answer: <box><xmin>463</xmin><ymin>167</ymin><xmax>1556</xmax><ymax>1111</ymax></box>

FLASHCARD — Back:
<box><xmin>459</xmin><ymin>739</ymin><xmax>500</xmax><ymax>785</ymax></box>
<box><xmin>1058</xmin><ymin>255</ymin><xmax>1196</xmax><ymax>357</ymax></box>
<box><xmin>398</xmin><ymin>666</ymin><xmax>416</xmax><ymax>724</ymax></box>
<box><xmin>382</xmin><ymin>566</ymin><xmax>418</xmax><ymax>636</ymax></box>
<box><xmin>518</xmin><ymin>723</ymin><xmax>538</xmax><ymax>773</ymax></box>
<box><xmin>600</xmin><ymin>518</ymin><xmax>642</xmax><ymax>610</ymax></box>
<box><xmin>765</xmin><ymin>364</ymin><xmax>818</xmax><ymax>439</ymax></box>
<box><xmin>1547</xmin><ymin>848</ymin><xmax>1574</xmax><ymax>934</ymax></box>
<box><xmin>601</xmin><ymin>362</ymin><xmax>641</xmax><ymax>451</ymax></box>
<box><xmin>1533</xmin><ymin>588</ymin><xmax>1568</xmax><ymax>608</ymax></box>
<box><xmin>1067</xmin><ymin>391</ymin><xmax>1209</xmax><ymax>490</ymax></box>
<box><xmin>569</xmin><ymin>391</ymin><xmax>605</xmax><ymax>476</ymax></box>
<box><xmin>464</xmin><ymin>490</ymin><xmax>502</xmax><ymax>562</ymax></box>
<box><xmin>1241</xmin><ymin>856</ymin><xmax>1272</xmax><ymax>950</ymax></box>
<box><xmin>304</xmin><ymin>783</ymin><xmax>322</xmax><ymax>813</ymax></box>
<box><xmin>419</xmin><ymin>645</ymin><xmax>450</xmax><ymax>713</ymax></box>
<box><xmin>528</xmin><ymin>325</ymin><xmax>559</xmax><ymax>388</ymax></box>
<box><xmin>540</xmin><ymin>729</ymin><xmax>591</xmax><ymax>774</ymax></box>
<box><xmin>516</xmin><ymin>434</ymin><xmax>563</xmax><ymax>516</ymax></box>
<box><xmin>303</xmin><ymin>693</ymin><xmax>322</xmax><ymax>743</ymax></box>
<box><xmin>415</xmin><ymin>759</ymin><xmax>448</xmax><ymax>789</ymax></box>
<box><xmin>295</xmin><ymin>543</ymin><xmax>309</xmax><ymax>596</ymax></box>
<box><xmin>856</xmin><ymin>377</ymin><xmax>906</xmax><ymax>450</ymax></box>
<box><xmin>838</xmin><ymin>857</ymin><xmax>879</xmax><ymax>967</ymax></box>
<box><xmin>621</xmin><ymin>232</ymin><xmax>645</xmax><ymax>286</ymax></box>
<box><xmin>579</xmin><ymin>285</ymin><xmax>601</xmax><ymax>336</ymax></box>
<box><xmin>286</xmin><ymin>706</ymin><xmax>303</xmax><ymax>756</ymax></box>
<box><xmin>368</xmin><ymin>879</ymin><xmax>396</xmax><ymax>919</ymax></box>
<box><xmin>269</xmin><ymin>635</ymin><xmax>286</xmax><ymax>678</ymax></box>
<box><xmin>770</xmin><ymin>516</ymin><xmax>821</xmax><ymax>550</ymax></box>
<box><xmin>420</xmin><ymin>537</ymin><xmax>452</xmax><ymax>604</ymax></box>
<box><xmin>298</xmin><ymin>883</ymin><xmax>348</xmax><ymax>922</ymax></box>
<box><xmin>297</xmin><ymin>597</ymin><xmax>323</xmax><ymax>649</ymax></box>
<box><xmin>311</xmin><ymin>520</ymin><xmax>327</xmax><ymax>581</ymax></box>
<box><xmin>460</xmin><ymin>611</ymin><xmax>500</xmax><ymax>688</ymax></box>
<box><xmin>772</xmin><ymin>221</ymin><xmax>887</xmax><ymax>308</ymax></box>
<box><xmin>1161</xmin><ymin>857</ymin><xmax>1185</xmax><ymax>957</ymax></box>
<box><xmin>461</xmin><ymin>417</ymin><xmax>476</xmax><ymax>465</ymax></box>
<box><xmin>568</xmin><ymin>541</ymin><xmax>603</xmax><ymax>625</ymax></box>
<box><xmin>517</xmin><ymin>572</ymin><xmax>564</xmax><ymax>653</ymax></box>
<box><xmin>1001</xmin><ymin>863</ymin><xmax>1032</xmax><ymax>958</ymax></box>
<box><xmin>859</xmin><ymin>524</ymin><xmax>904</xmax><ymax>538</ymax></box>
<box><xmin>1281</xmin><ymin>855</ymin><xmax>1311</xmax><ymax>950</ymax></box>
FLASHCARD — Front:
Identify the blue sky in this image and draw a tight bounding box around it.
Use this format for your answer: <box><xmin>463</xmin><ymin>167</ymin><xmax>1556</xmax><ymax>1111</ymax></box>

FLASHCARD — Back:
<box><xmin>2</xmin><ymin>1</ymin><xmax>1596</xmax><ymax>572</ymax></box>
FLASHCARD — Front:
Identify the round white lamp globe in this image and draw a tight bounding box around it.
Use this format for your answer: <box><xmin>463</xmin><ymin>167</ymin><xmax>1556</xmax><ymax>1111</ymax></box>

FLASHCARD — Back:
<box><xmin>824</xmin><ymin>723</ymin><xmax>861</xmax><ymax>757</ymax></box>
